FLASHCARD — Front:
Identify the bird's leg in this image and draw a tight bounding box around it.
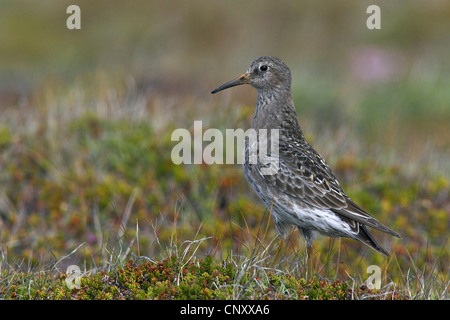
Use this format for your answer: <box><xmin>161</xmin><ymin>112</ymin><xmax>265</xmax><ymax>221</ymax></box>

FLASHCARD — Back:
<box><xmin>305</xmin><ymin>242</ymin><xmax>313</xmax><ymax>281</ymax></box>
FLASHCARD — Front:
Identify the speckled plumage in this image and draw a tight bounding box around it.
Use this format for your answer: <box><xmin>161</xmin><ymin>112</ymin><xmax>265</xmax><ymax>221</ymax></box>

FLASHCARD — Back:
<box><xmin>212</xmin><ymin>56</ymin><xmax>400</xmax><ymax>256</ymax></box>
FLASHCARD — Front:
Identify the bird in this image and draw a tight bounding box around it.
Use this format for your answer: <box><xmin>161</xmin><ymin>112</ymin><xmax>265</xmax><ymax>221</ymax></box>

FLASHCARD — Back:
<box><xmin>211</xmin><ymin>56</ymin><xmax>400</xmax><ymax>256</ymax></box>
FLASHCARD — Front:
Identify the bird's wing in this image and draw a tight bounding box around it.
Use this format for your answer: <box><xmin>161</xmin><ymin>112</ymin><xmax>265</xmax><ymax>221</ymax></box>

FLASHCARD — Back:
<box><xmin>253</xmin><ymin>143</ymin><xmax>400</xmax><ymax>237</ymax></box>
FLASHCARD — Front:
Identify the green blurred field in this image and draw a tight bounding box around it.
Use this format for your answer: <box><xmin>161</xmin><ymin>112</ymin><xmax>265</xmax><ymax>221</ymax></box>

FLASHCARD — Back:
<box><xmin>0</xmin><ymin>1</ymin><xmax>448</xmax><ymax>299</ymax></box>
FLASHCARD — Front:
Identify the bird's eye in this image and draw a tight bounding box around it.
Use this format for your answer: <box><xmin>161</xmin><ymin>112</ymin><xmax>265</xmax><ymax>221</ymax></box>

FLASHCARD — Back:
<box><xmin>259</xmin><ymin>65</ymin><xmax>268</xmax><ymax>72</ymax></box>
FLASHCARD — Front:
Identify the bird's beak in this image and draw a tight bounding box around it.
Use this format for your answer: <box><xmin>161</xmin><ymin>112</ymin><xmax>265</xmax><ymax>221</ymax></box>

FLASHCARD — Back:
<box><xmin>211</xmin><ymin>73</ymin><xmax>248</xmax><ymax>94</ymax></box>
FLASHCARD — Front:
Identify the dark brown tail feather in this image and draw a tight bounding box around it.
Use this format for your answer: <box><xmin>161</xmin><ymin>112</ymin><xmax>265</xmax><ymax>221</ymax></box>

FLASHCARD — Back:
<box><xmin>355</xmin><ymin>224</ymin><xmax>390</xmax><ymax>256</ymax></box>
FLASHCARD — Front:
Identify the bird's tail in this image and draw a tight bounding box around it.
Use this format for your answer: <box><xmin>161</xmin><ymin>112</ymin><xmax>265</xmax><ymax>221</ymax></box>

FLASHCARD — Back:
<box><xmin>355</xmin><ymin>224</ymin><xmax>391</xmax><ymax>256</ymax></box>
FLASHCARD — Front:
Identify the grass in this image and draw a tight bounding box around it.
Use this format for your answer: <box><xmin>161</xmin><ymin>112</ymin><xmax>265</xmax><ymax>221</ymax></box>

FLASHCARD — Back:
<box><xmin>0</xmin><ymin>219</ymin><xmax>412</xmax><ymax>300</ymax></box>
<box><xmin>0</xmin><ymin>210</ymin><xmax>444</xmax><ymax>300</ymax></box>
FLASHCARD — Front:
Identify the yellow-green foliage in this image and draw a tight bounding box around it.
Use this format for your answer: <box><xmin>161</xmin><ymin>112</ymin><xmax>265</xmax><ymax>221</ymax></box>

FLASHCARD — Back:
<box><xmin>0</xmin><ymin>258</ymin><xmax>409</xmax><ymax>300</ymax></box>
<box><xmin>0</xmin><ymin>83</ymin><xmax>448</xmax><ymax>299</ymax></box>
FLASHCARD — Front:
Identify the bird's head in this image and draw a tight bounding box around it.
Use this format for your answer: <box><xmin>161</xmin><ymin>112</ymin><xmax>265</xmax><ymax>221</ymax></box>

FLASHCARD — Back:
<box><xmin>211</xmin><ymin>56</ymin><xmax>291</xmax><ymax>94</ymax></box>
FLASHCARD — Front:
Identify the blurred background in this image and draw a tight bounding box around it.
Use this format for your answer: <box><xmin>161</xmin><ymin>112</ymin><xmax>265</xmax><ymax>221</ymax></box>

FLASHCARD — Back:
<box><xmin>1</xmin><ymin>0</ymin><xmax>449</xmax><ymax>163</ymax></box>
<box><xmin>0</xmin><ymin>0</ymin><xmax>448</xmax><ymax>277</ymax></box>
